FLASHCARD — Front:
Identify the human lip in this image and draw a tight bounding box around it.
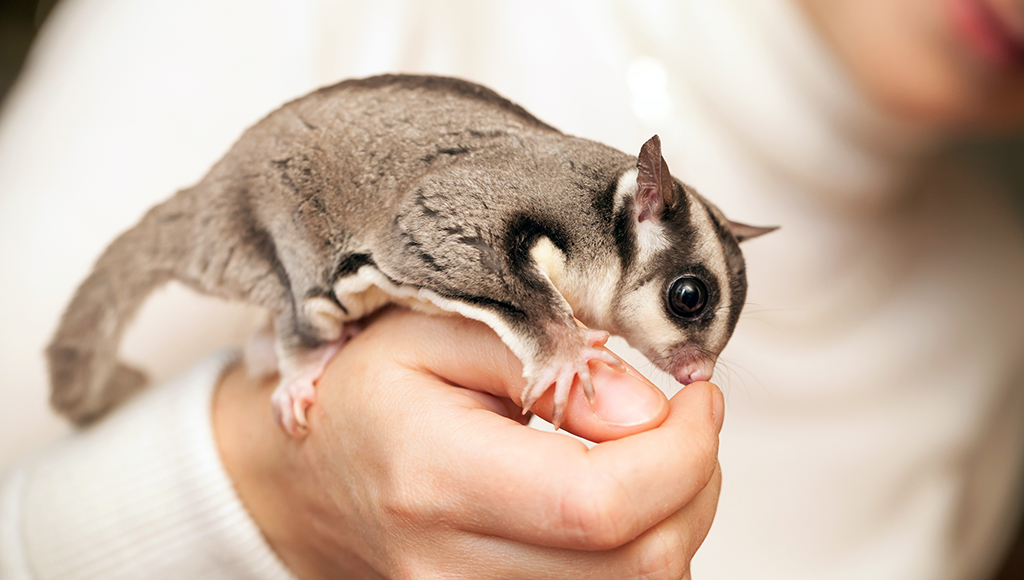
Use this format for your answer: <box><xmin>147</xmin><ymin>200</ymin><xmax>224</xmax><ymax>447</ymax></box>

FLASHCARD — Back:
<box><xmin>947</xmin><ymin>0</ymin><xmax>1024</xmax><ymax>66</ymax></box>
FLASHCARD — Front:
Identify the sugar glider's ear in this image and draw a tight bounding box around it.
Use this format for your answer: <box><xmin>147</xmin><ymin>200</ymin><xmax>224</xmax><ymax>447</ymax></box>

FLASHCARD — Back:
<box><xmin>635</xmin><ymin>135</ymin><xmax>676</xmax><ymax>223</ymax></box>
<box><xmin>727</xmin><ymin>221</ymin><xmax>778</xmax><ymax>243</ymax></box>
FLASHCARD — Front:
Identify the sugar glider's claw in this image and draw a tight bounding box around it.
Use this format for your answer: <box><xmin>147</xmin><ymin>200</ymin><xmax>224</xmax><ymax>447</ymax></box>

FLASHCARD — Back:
<box><xmin>582</xmin><ymin>327</ymin><xmax>624</xmax><ymax>369</ymax></box>
<box><xmin>521</xmin><ymin>359</ymin><xmax>580</xmax><ymax>430</ymax></box>
<box><xmin>598</xmin><ymin>351</ymin><xmax>626</xmax><ymax>371</ymax></box>
<box><xmin>578</xmin><ymin>328</ymin><xmax>623</xmax><ymax>403</ymax></box>
<box><xmin>271</xmin><ymin>340</ymin><xmax>344</xmax><ymax>438</ymax></box>
<box><xmin>579</xmin><ymin>346</ymin><xmax>625</xmax><ymax>403</ymax></box>
<box><xmin>550</xmin><ymin>369</ymin><xmax>576</xmax><ymax>430</ymax></box>
<box><xmin>520</xmin><ymin>380</ymin><xmax>546</xmax><ymax>415</ymax></box>
<box><xmin>519</xmin><ymin>342</ymin><xmax>627</xmax><ymax>430</ymax></box>
<box><xmin>271</xmin><ymin>377</ymin><xmax>317</xmax><ymax>437</ymax></box>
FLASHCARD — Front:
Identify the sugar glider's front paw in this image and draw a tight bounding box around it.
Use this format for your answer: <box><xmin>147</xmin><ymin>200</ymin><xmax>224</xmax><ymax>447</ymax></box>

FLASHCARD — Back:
<box><xmin>520</xmin><ymin>328</ymin><xmax>623</xmax><ymax>430</ymax></box>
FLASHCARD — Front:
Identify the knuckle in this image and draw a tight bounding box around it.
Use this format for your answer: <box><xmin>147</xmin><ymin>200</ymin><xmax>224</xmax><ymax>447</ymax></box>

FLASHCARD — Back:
<box><xmin>381</xmin><ymin>475</ymin><xmax>442</xmax><ymax>530</ymax></box>
<box><xmin>558</xmin><ymin>474</ymin><xmax>633</xmax><ymax>550</ymax></box>
<box><xmin>631</xmin><ymin>524</ymin><xmax>689</xmax><ymax>580</ymax></box>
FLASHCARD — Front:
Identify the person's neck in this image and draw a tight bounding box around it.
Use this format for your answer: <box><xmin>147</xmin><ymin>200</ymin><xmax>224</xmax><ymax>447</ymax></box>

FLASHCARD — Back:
<box><xmin>753</xmin><ymin>0</ymin><xmax>938</xmax><ymax>197</ymax></box>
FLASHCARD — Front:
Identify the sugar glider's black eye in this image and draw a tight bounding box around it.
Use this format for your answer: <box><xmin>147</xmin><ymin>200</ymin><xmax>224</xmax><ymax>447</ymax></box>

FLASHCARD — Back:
<box><xmin>667</xmin><ymin>276</ymin><xmax>707</xmax><ymax>318</ymax></box>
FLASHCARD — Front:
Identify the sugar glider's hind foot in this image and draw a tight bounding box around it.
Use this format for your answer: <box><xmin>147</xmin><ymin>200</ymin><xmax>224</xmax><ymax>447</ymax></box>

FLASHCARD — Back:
<box><xmin>520</xmin><ymin>328</ymin><xmax>623</xmax><ymax>430</ymax></box>
<box><xmin>271</xmin><ymin>323</ymin><xmax>364</xmax><ymax>437</ymax></box>
<box><xmin>271</xmin><ymin>342</ymin><xmax>343</xmax><ymax>437</ymax></box>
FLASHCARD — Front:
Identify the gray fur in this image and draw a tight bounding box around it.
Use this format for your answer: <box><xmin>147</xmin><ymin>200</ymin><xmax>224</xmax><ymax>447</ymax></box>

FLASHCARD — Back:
<box><xmin>48</xmin><ymin>74</ymin><xmax>769</xmax><ymax>426</ymax></box>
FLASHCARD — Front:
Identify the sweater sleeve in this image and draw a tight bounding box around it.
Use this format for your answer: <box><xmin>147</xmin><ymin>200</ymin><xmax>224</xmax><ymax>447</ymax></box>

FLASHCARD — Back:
<box><xmin>0</xmin><ymin>352</ymin><xmax>297</xmax><ymax>580</ymax></box>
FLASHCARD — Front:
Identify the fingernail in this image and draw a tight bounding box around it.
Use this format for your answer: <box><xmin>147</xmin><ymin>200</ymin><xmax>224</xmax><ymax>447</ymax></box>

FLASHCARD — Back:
<box><xmin>590</xmin><ymin>361</ymin><xmax>664</xmax><ymax>426</ymax></box>
<box><xmin>711</xmin><ymin>384</ymin><xmax>725</xmax><ymax>434</ymax></box>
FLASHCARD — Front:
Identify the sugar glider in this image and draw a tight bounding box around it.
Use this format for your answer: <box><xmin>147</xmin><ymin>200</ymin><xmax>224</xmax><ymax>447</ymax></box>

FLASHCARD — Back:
<box><xmin>47</xmin><ymin>74</ymin><xmax>774</xmax><ymax>435</ymax></box>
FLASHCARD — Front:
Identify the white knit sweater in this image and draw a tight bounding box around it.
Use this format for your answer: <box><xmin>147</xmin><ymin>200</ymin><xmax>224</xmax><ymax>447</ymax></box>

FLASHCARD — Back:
<box><xmin>1</xmin><ymin>0</ymin><xmax>1023</xmax><ymax>578</ymax></box>
<box><xmin>0</xmin><ymin>352</ymin><xmax>296</xmax><ymax>580</ymax></box>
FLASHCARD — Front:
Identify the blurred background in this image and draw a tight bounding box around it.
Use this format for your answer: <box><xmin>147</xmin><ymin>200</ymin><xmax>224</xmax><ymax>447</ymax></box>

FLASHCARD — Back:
<box><xmin>0</xmin><ymin>0</ymin><xmax>58</xmax><ymax>100</ymax></box>
<box><xmin>1</xmin><ymin>0</ymin><xmax>1022</xmax><ymax>200</ymax></box>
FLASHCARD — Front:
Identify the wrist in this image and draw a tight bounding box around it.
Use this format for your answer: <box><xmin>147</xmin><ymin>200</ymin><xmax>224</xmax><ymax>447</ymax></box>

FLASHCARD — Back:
<box><xmin>212</xmin><ymin>364</ymin><xmax>377</xmax><ymax>580</ymax></box>
<box><xmin>213</xmin><ymin>366</ymin><xmax>304</xmax><ymax>575</ymax></box>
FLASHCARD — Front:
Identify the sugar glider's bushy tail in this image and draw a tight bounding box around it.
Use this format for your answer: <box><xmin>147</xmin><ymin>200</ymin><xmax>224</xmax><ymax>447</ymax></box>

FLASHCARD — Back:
<box><xmin>47</xmin><ymin>193</ymin><xmax>195</xmax><ymax>425</ymax></box>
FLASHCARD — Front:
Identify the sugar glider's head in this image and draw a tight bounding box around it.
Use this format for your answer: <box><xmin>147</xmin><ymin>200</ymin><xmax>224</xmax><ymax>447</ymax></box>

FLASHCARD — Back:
<box><xmin>611</xmin><ymin>135</ymin><xmax>775</xmax><ymax>385</ymax></box>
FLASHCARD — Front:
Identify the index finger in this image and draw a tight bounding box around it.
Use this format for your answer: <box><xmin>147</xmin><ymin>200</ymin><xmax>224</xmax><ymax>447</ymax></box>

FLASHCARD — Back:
<box><xmin>444</xmin><ymin>380</ymin><xmax>724</xmax><ymax>551</ymax></box>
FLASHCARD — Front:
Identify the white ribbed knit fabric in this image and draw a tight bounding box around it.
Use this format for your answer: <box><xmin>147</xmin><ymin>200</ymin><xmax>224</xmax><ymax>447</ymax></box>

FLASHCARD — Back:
<box><xmin>0</xmin><ymin>352</ymin><xmax>296</xmax><ymax>580</ymax></box>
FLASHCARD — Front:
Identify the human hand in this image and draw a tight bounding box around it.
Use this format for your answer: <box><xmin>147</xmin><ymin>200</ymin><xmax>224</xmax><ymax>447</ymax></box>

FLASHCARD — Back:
<box><xmin>214</xmin><ymin>307</ymin><xmax>723</xmax><ymax>580</ymax></box>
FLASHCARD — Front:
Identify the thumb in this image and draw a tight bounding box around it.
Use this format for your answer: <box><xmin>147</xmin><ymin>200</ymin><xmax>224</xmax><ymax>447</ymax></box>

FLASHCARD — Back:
<box><xmin>526</xmin><ymin>356</ymin><xmax>669</xmax><ymax>442</ymax></box>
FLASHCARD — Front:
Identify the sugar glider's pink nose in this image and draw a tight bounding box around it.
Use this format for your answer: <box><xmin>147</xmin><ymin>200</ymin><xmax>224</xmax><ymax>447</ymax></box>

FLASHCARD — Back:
<box><xmin>672</xmin><ymin>355</ymin><xmax>716</xmax><ymax>385</ymax></box>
